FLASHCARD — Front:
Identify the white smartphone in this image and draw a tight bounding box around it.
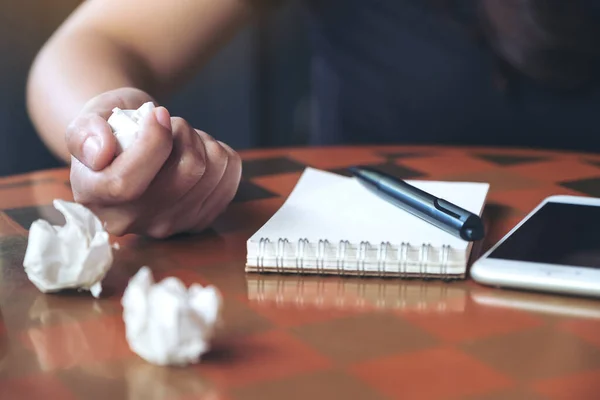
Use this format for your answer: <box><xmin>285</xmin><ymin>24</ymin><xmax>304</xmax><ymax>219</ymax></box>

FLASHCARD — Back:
<box><xmin>470</xmin><ymin>195</ymin><xmax>600</xmax><ymax>298</ymax></box>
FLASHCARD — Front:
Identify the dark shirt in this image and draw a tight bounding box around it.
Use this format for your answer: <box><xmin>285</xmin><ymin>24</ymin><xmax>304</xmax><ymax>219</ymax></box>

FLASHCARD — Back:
<box><xmin>303</xmin><ymin>0</ymin><xmax>600</xmax><ymax>152</ymax></box>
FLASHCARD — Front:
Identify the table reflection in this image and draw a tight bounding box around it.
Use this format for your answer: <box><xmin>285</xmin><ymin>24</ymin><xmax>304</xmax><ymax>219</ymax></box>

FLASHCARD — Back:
<box><xmin>124</xmin><ymin>360</ymin><xmax>221</xmax><ymax>400</ymax></box>
<box><xmin>24</xmin><ymin>294</ymin><xmax>222</xmax><ymax>399</ymax></box>
<box><xmin>470</xmin><ymin>287</ymin><xmax>600</xmax><ymax>319</ymax></box>
<box><xmin>246</xmin><ymin>274</ymin><xmax>468</xmax><ymax>314</ymax></box>
<box><xmin>25</xmin><ymin>294</ymin><xmax>118</xmax><ymax>371</ymax></box>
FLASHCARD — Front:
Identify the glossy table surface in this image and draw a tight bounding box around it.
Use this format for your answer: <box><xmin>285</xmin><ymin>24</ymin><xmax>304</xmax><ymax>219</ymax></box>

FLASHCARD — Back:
<box><xmin>2</xmin><ymin>145</ymin><xmax>600</xmax><ymax>400</ymax></box>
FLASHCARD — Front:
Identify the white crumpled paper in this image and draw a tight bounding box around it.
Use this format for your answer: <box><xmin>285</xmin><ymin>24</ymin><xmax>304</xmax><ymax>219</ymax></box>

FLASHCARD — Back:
<box><xmin>23</xmin><ymin>199</ymin><xmax>113</xmax><ymax>298</ymax></box>
<box><xmin>121</xmin><ymin>266</ymin><xmax>223</xmax><ymax>367</ymax></box>
<box><xmin>107</xmin><ymin>101</ymin><xmax>155</xmax><ymax>153</ymax></box>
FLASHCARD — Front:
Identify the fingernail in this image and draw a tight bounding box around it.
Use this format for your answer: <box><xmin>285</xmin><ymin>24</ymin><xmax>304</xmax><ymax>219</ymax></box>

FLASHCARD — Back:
<box><xmin>82</xmin><ymin>135</ymin><xmax>101</xmax><ymax>167</ymax></box>
<box><xmin>154</xmin><ymin>107</ymin><xmax>171</xmax><ymax>131</ymax></box>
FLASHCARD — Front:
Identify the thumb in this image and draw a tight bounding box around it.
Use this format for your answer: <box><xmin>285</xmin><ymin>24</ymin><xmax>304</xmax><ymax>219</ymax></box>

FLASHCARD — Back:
<box><xmin>66</xmin><ymin>113</ymin><xmax>118</xmax><ymax>171</ymax></box>
<box><xmin>71</xmin><ymin>106</ymin><xmax>174</xmax><ymax>206</ymax></box>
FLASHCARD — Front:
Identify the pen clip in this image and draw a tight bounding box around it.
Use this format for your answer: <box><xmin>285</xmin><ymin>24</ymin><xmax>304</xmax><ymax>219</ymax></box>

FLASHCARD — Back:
<box><xmin>433</xmin><ymin>198</ymin><xmax>466</xmax><ymax>220</ymax></box>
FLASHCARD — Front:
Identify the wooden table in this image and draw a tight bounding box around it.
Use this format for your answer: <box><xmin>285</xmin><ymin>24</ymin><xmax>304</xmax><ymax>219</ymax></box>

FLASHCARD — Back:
<box><xmin>1</xmin><ymin>145</ymin><xmax>600</xmax><ymax>400</ymax></box>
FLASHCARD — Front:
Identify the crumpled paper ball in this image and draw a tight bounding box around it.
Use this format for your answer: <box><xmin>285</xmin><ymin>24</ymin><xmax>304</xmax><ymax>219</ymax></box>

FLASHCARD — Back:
<box><xmin>121</xmin><ymin>266</ymin><xmax>223</xmax><ymax>367</ymax></box>
<box><xmin>23</xmin><ymin>199</ymin><xmax>113</xmax><ymax>298</ymax></box>
<box><xmin>107</xmin><ymin>101</ymin><xmax>155</xmax><ymax>153</ymax></box>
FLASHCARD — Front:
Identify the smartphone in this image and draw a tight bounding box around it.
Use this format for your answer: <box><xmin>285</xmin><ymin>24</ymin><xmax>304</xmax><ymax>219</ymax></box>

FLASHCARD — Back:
<box><xmin>470</xmin><ymin>195</ymin><xmax>600</xmax><ymax>298</ymax></box>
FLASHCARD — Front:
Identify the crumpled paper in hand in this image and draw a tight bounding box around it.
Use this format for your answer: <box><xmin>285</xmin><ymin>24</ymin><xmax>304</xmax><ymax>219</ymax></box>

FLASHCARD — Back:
<box><xmin>107</xmin><ymin>101</ymin><xmax>155</xmax><ymax>153</ymax></box>
<box><xmin>23</xmin><ymin>199</ymin><xmax>113</xmax><ymax>298</ymax></box>
<box><xmin>121</xmin><ymin>266</ymin><xmax>223</xmax><ymax>367</ymax></box>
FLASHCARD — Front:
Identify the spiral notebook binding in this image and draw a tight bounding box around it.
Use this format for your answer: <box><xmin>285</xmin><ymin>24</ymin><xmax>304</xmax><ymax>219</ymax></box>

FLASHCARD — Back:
<box><xmin>419</xmin><ymin>243</ymin><xmax>430</xmax><ymax>279</ymax></box>
<box><xmin>257</xmin><ymin>237</ymin><xmax>270</xmax><ymax>273</ymax></box>
<box><xmin>336</xmin><ymin>240</ymin><xmax>349</xmax><ymax>274</ymax></box>
<box><xmin>441</xmin><ymin>244</ymin><xmax>450</xmax><ymax>278</ymax></box>
<box><xmin>397</xmin><ymin>242</ymin><xmax>409</xmax><ymax>277</ymax></box>
<box><xmin>377</xmin><ymin>241</ymin><xmax>390</xmax><ymax>277</ymax></box>
<box><xmin>358</xmin><ymin>241</ymin><xmax>368</xmax><ymax>277</ymax></box>
<box><xmin>276</xmin><ymin>238</ymin><xmax>288</xmax><ymax>273</ymax></box>
<box><xmin>295</xmin><ymin>238</ymin><xmax>308</xmax><ymax>274</ymax></box>
<box><xmin>317</xmin><ymin>239</ymin><xmax>328</xmax><ymax>274</ymax></box>
<box><xmin>253</xmin><ymin>237</ymin><xmax>455</xmax><ymax>279</ymax></box>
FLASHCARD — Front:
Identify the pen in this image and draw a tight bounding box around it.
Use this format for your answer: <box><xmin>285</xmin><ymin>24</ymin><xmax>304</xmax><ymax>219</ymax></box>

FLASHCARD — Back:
<box><xmin>348</xmin><ymin>166</ymin><xmax>485</xmax><ymax>241</ymax></box>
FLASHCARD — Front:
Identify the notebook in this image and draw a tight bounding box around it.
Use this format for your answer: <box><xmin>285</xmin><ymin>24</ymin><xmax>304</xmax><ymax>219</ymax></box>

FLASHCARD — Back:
<box><xmin>246</xmin><ymin>167</ymin><xmax>490</xmax><ymax>279</ymax></box>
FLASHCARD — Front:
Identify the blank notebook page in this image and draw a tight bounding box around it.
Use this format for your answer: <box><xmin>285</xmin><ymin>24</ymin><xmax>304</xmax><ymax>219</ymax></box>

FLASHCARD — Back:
<box><xmin>248</xmin><ymin>167</ymin><xmax>490</xmax><ymax>250</ymax></box>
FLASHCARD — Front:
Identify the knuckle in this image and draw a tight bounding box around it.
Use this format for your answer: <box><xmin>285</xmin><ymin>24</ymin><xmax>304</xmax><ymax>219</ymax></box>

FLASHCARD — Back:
<box><xmin>90</xmin><ymin>207</ymin><xmax>135</xmax><ymax>237</ymax></box>
<box><xmin>71</xmin><ymin>188</ymin><xmax>87</xmax><ymax>204</ymax></box>
<box><xmin>178</xmin><ymin>148</ymin><xmax>205</xmax><ymax>182</ymax></box>
<box><xmin>105</xmin><ymin>176</ymin><xmax>141</xmax><ymax>203</ymax></box>
<box><xmin>170</xmin><ymin>117</ymin><xmax>189</xmax><ymax>132</ymax></box>
<box><xmin>229</xmin><ymin>148</ymin><xmax>242</xmax><ymax>170</ymax></box>
<box><xmin>224</xmin><ymin>163</ymin><xmax>243</xmax><ymax>202</ymax></box>
<box><xmin>106</xmin><ymin>176</ymin><xmax>128</xmax><ymax>201</ymax></box>
<box><xmin>107</xmin><ymin>223</ymin><xmax>128</xmax><ymax>237</ymax></box>
<box><xmin>147</xmin><ymin>222</ymin><xmax>175</xmax><ymax>239</ymax></box>
<box><xmin>217</xmin><ymin>140</ymin><xmax>241</xmax><ymax>178</ymax></box>
<box><xmin>231</xmin><ymin>153</ymin><xmax>243</xmax><ymax>181</ymax></box>
<box><xmin>206</xmin><ymin>140</ymin><xmax>229</xmax><ymax>166</ymax></box>
<box><xmin>107</xmin><ymin>219</ymin><xmax>134</xmax><ymax>237</ymax></box>
<box><xmin>222</xmin><ymin>148</ymin><xmax>242</xmax><ymax>184</ymax></box>
<box><xmin>195</xmin><ymin>129</ymin><xmax>213</xmax><ymax>141</ymax></box>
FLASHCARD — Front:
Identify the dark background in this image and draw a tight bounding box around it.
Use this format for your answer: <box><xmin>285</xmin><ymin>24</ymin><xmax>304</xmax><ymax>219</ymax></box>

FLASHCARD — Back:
<box><xmin>0</xmin><ymin>0</ymin><xmax>312</xmax><ymax>177</ymax></box>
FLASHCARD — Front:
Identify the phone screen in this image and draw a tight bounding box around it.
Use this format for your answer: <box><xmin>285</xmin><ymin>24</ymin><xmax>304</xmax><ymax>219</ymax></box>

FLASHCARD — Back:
<box><xmin>488</xmin><ymin>202</ymin><xmax>600</xmax><ymax>268</ymax></box>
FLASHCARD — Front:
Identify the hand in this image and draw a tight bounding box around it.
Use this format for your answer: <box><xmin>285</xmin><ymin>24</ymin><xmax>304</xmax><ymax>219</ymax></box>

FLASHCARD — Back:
<box><xmin>66</xmin><ymin>87</ymin><xmax>242</xmax><ymax>238</ymax></box>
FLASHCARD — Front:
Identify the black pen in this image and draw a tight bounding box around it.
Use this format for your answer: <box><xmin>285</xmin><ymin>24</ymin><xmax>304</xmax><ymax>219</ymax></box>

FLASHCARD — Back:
<box><xmin>348</xmin><ymin>166</ymin><xmax>485</xmax><ymax>241</ymax></box>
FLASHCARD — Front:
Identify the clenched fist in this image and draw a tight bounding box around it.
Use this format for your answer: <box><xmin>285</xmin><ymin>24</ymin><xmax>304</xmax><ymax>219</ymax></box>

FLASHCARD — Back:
<box><xmin>66</xmin><ymin>87</ymin><xmax>242</xmax><ymax>238</ymax></box>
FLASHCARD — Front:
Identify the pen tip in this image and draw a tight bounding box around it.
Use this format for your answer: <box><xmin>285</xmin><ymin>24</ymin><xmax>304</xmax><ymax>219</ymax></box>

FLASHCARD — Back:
<box><xmin>463</xmin><ymin>227</ymin><xmax>484</xmax><ymax>241</ymax></box>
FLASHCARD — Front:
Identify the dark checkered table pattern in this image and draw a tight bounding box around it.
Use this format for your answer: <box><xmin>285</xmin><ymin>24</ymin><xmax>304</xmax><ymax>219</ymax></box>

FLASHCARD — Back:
<box><xmin>1</xmin><ymin>145</ymin><xmax>600</xmax><ymax>399</ymax></box>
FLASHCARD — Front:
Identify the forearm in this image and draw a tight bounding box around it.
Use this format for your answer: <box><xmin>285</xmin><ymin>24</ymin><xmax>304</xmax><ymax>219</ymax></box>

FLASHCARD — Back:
<box><xmin>26</xmin><ymin>31</ymin><xmax>157</xmax><ymax>164</ymax></box>
<box><xmin>26</xmin><ymin>0</ymin><xmax>258</xmax><ymax>165</ymax></box>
